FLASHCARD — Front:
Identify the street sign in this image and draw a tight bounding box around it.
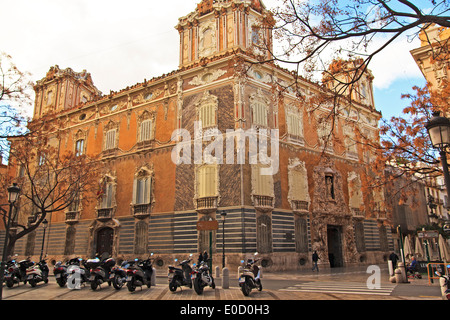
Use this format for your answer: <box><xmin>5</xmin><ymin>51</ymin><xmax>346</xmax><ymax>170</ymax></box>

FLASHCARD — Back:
<box><xmin>417</xmin><ymin>230</ymin><xmax>439</xmax><ymax>239</ymax></box>
<box><xmin>196</xmin><ymin>220</ymin><xmax>219</xmax><ymax>231</ymax></box>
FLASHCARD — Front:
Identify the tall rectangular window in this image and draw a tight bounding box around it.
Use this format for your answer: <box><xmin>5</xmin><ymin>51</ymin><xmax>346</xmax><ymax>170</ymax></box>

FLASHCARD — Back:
<box><xmin>75</xmin><ymin>139</ymin><xmax>85</xmax><ymax>157</ymax></box>
<box><xmin>199</xmin><ymin>103</ymin><xmax>216</xmax><ymax>128</ymax></box>
<box><xmin>197</xmin><ymin>165</ymin><xmax>217</xmax><ymax>198</ymax></box>
<box><xmin>105</xmin><ymin>130</ymin><xmax>116</xmax><ymax>150</ymax></box>
<box><xmin>252</xmin><ymin>102</ymin><xmax>268</xmax><ymax>127</ymax></box>
<box><xmin>140</xmin><ymin>120</ymin><xmax>153</xmax><ymax>142</ymax></box>
<box><xmin>101</xmin><ymin>183</ymin><xmax>113</xmax><ymax>208</ymax></box>
<box><xmin>135</xmin><ymin>177</ymin><xmax>151</xmax><ymax>204</ymax></box>
<box><xmin>252</xmin><ymin>165</ymin><xmax>273</xmax><ymax>196</ymax></box>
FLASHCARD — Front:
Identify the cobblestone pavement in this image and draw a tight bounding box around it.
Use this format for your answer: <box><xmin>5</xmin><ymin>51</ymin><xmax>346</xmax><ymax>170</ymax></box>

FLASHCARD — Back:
<box><xmin>2</xmin><ymin>265</ymin><xmax>443</xmax><ymax>301</ymax></box>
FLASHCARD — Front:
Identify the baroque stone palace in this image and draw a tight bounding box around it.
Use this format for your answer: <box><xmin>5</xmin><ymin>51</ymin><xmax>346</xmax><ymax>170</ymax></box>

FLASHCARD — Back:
<box><xmin>6</xmin><ymin>0</ymin><xmax>392</xmax><ymax>270</ymax></box>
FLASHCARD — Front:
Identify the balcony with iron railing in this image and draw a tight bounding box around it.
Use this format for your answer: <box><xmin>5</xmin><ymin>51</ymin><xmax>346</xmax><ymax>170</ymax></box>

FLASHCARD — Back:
<box><xmin>132</xmin><ymin>203</ymin><xmax>151</xmax><ymax>218</ymax></box>
<box><xmin>65</xmin><ymin>211</ymin><xmax>80</xmax><ymax>224</ymax></box>
<box><xmin>96</xmin><ymin>207</ymin><xmax>113</xmax><ymax>221</ymax></box>
<box><xmin>291</xmin><ymin>200</ymin><xmax>309</xmax><ymax>214</ymax></box>
<box><xmin>196</xmin><ymin>196</ymin><xmax>218</xmax><ymax>214</ymax></box>
<box><xmin>376</xmin><ymin>210</ymin><xmax>387</xmax><ymax>221</ymax></box>
<box><xmin>351</xmin><ymin>207</ymin><xmax>365</xmax><ymax>220</ymax></box>
<box><xmin>253</xmin><ymin>195</ymin><xmax>274</xmax><ymax>212</ymax></box>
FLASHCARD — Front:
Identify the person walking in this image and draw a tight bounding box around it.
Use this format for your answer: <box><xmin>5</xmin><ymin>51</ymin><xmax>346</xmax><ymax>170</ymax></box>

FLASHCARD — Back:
<box><xmin>389</xmin><ymin>252</ymin><xmax>399</xmax><ymax>270</ymax></box>
<box><xmin>312</xmin><ymin>251</ymin><xmax>320</xmax><ymax>272</ymax></box>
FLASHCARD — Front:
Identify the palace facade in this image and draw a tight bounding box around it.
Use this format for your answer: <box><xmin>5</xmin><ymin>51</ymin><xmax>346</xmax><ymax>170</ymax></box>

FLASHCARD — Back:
<box><xmin>4</xmin><ymin>0</ymin><xmax>392</xmax><ymax>270</ymax></box>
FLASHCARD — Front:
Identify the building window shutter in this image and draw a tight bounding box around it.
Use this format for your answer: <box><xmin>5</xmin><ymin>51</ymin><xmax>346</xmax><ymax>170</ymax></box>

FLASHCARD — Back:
<box><xmin>140</xmin><ymin>120</ymin><xmax>153</xmax><ymax>142</ymax></box>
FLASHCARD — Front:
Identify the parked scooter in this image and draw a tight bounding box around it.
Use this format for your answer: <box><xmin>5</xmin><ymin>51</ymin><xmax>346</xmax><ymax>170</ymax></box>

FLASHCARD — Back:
<box><xmin>5</xmin><ymin>257</ymin><xmax>33</xmax><ymax>288</ymax></box>
<box><xmin>168</xmin><ymin>254</ymin><xmax>193</xmax><ymax>292</ymax></box>
<box><xmin>66</xmin><ymin>257</ymin><xmax>89</xmax><ymax>289</ymax></box>
<box><xmin>191</xmin><ymin>260</ymin><xmax>215</xmax><ymax>295</ymax></box>
<box><xmin>86</xmin><ymin>256</ymin><xmax>115</xmax><ymax>290</ymax></box>
<box><xmin>435</xmin><ymin>270</ymin><xmax>450</xmax><ymax>300</ymax></box>
<box><xmin>53</xmin><ymin>261</ymin><xmax>69</xmax><ymax>287</ymax></box>
<box><xmin>26</xmin><ymin>259</ymin><xmax>49</xmax><ymax>287</ymax></box>
<box><xmin>126</xmin><ymin>255</ymin><xmax>154</xmax><ymax>292</ymax></box>
<box><xmin>238</xmin><ymin>253</ymin><xmax>262</xmax><ymax>296</ymax></box>
<box><xmin>110</xmin><ymin>260</ymin><xmax>130</xmax><ymax>290</ymax></box>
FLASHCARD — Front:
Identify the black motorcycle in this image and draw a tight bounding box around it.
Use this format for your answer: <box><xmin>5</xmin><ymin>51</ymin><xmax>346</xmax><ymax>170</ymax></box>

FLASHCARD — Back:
<box><xmin>168</xmin><ymin>254</ymin><xmax>193</xmax><ymax>292</ymax></box>
<box><xmin>86</xmin><ymin>257</ymin><xmax>115</xmax><ymax>290</ymax></box>
<box><xmin>110</xmin><ymin>260</ymin><xmax>130</xmax><ymax>290</ymax></box>
<box><xmin>53</xmin><ymin>260</ymin><xmax>68</xmax><ymax>287</ymax></box>
<box><xmin>26</xmin><ymin>259</ymin><xmax>49</xmax><ymax>287</ymax></box>
<box><xmin>126</xmin><ymin>257</ymin><xmax>154</xmax><ymax>292</ymax></box>
<box><xmin>192</xmin><ymin>260</ymin><xmax>215</xmax><ymax>295</ymax></box>
<box><xmin>5</xmin><ymin>258</ymin><xmax>34</xmax><ymax>288</ymax></box>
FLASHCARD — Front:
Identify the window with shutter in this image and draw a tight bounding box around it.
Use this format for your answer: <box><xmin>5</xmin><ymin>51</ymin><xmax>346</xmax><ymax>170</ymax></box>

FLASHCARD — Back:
<box><xmin>135</xmin><ymin>177</ymin><xmax>151</xmax><ymax>204</ymax></box>
<box><xmin>105</xmin><ymin>130</ymin><xmax>116</xmax><ymax>150</ymax></box>
<box><xmin>196</xmin><ymin>91</ymin><xmax>218</xmax><ymax>129</ymax></box>
<box><xmin>198</xmin><ymin>165</ymin><xmax>217</xmax><ymax>198</ymax></box>
<box><xmin>140</xmin><ymin>120</ymin><xmax>153</xmax><ymax>142</ymax></box>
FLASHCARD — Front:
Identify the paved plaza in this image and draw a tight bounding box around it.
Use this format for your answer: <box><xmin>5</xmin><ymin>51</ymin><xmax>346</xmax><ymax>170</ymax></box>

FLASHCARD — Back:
<box><xmin>2</xmin><ymin>265</ymin><xmax>443</xmax><ymax>301</ymax></box>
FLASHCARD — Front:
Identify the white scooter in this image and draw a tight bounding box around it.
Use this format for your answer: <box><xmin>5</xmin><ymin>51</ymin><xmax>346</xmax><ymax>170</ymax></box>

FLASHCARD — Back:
<box><xmin>238</xmin><ymin>253</ymin><xmax>262</xmax><ymax>296</ymax></box>
<box><xmin>435</xmin><ymin>269</ymin><xmax>450</xmax><ymax>300</ymax></box>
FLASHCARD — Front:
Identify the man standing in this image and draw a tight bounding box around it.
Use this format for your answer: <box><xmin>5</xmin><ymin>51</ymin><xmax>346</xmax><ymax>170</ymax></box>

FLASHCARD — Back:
<box><xmin>312</xmin><ymin>251</ymin><xmax>320</xmax><ymax>272</ymax></box>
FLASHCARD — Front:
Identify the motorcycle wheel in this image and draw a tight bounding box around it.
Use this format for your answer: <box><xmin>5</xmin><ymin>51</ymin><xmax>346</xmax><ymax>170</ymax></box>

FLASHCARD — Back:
<box><xmin>257</xmin><ymin>280</ymin><xmax>263</xmax><ymax>291</ymax></box>
<box><xmin>90</xmin><ymin>280</ymin><xmax>99</xmax><ymax>290</ymax></box>
<box><xmin>29</xmin><ymin>278</ymin><xmax>37</xmax><ymax>288</ymax></box>
<box><xmin>169</xmin><ymin>279</ymin><xmax>177</xmax><ymax>292</ymax></box>
<box><xmin>56</xmin><ymin>277</ymin><xmax>66</xmax><ymax>288</ymax></box>
<box><xmin>113</xmin><ymin>274</ymin><xmax>124</xmax><ymax>290</ymax></box>
<box><xmin>241</xmin><ymin>281</ymin><xmax>251</xmax><ymax>296</ymax></box>
<box><xmin>6</xmin><ymin>279</ymin><xmax>14</xmax><ymax>288</ymax></box>
<box><xmin>193</xmin><ymin>276</ymin><xmax>204</xmax><ymax>295</ymax></box>
<box><xmin>127</xmin><ymin>280</ymin><xmax>136</xmax><ymax>292</ymax></box>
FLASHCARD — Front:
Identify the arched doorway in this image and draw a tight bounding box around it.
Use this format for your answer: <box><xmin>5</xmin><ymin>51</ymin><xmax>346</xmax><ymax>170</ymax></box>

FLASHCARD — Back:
<box><xmin>96</xmin><ymin>227</ymin><xmax>114</xmax><ymax>258</ymax></box>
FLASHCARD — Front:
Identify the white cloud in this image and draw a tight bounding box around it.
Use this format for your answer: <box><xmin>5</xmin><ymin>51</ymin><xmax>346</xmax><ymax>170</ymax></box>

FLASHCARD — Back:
<box><xmin>368</xmin><ymin>36</ymin><xmax>424</xmax><ymax>90</ymax></box>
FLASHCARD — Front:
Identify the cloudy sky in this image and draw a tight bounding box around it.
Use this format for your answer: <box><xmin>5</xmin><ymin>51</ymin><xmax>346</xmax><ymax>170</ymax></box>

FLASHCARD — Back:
<box><xmin>2</xmin><ymin>0</ymin><xmax>426</xmax><ymax>121</ymax></box>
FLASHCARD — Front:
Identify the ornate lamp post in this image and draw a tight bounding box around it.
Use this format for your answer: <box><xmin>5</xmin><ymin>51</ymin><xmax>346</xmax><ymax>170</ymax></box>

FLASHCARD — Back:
<box><xmin>220</xmin><ymin>210</ymin><xmax>227</xmax><ymax>268</ymax></box>
<box><xmin>0</xmin><ymin>183</ymin><xmax>21</xmax><ymax>300</ymax></box>
<box><xmin>39</xmin><ymin>219</ymin><xmax>48</xmax><ymax>261</ymax></box>
<box><xmin>425</xmin><ymin>111</ymin><xmax>450</xmax><ymax>206</ymax></box>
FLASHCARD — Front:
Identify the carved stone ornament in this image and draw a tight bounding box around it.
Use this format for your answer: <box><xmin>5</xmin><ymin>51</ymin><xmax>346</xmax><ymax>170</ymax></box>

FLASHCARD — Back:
<box><xmin>189</xmin><ymin>68</ymin><xmax>226</xmax><ymax>86</ymax></box>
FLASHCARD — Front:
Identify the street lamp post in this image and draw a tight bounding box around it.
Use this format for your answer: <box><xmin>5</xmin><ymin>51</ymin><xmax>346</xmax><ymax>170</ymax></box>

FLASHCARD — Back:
<box><xmin>0</xmin><ymin>183</ymin><xmax>21</xmax><ymax>300</ymax></box>
<box><xmin>39</xmin><ymin>219</ymin><xmax>48</xmax><ymax>261</ymax></box>
<box><xmin>220</xmin><ymin>211</ymin><xmax>227</xmax><ymax>269</ymax></box>
<box><xmin>425</xmin><ymin>111</ymin><xmax>450</xmax><ymax>207</ymax></box>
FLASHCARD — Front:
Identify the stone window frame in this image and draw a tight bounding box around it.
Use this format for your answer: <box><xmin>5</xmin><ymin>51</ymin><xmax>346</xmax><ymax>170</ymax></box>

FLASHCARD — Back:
<box><xmin>195</xmin><ymin>90</ymin><xmax>218</xmax><ymax>130</ymax></box>
<box><xmin>97</xmin><ymin>173</ymin><xmax>117</xmax><ymax>211</ymax></box>
<box><xmin>285</xmin><ymin>103</ymin><xmax>305</xmax><ymax>145</ymax></box>
<box><xmin>74</xmin><ymin>129</ymin><xmax>87</xmax><ymax>157</ymax></box>
<box><xmin>132</xmin><ymin>165</ymin><xmax>154</xmax><ymax>207</ymax></box>
<box><xmin>137</xmin><ymin>110</ymin><xmax>157</xmax><ymax>147</ymax></box>
<box><xmin>287</xmin><ymin>158</ymin><xmax>310</xmax><ymax>213</ymax></box>
<box><xmin>103</xmin><ymin>120</ymin><xmax>119</xmax><ymax>153</ymax></box>
<box><xmin>250</xmin><ymin>89</ymin><xmax>270</xmax><ymax>129</ymax></box>
<box><xmin>195</xmin><ymin>163</ymin><xmax>219</xmax><ymax>199</ymax></box>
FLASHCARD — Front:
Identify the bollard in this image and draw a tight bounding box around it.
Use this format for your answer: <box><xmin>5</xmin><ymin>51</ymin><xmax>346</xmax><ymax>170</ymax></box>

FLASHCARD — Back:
<box><xmin>151</xmin><ymin>267</ymin><xmax>156</xmax><ymax>286</ymax></box>
<box><xmin>222</xmin><ymin>267</ymin><xmax>229</xmax><ymax>289</ymax></box>
<box><xmin>215</xmin><ymin>266</ymin><xmax>220</xmax><ymax>278</ymax></box>
<box><xmin>398</xmin><ymin>262</ymin><xmax>407</xmax><ymax>283</ymax></box>
<box><xmin>394</xmin><ymin>268</ymin><xmax>402</xmax><ymax>284</ymax></box>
